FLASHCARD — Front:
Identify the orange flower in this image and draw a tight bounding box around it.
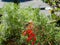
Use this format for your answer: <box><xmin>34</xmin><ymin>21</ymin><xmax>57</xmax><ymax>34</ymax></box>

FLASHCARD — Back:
<box><xmin>22</xmin><ymin>31</ymin><xmax>26</xmax><ymax>36</ymax></box>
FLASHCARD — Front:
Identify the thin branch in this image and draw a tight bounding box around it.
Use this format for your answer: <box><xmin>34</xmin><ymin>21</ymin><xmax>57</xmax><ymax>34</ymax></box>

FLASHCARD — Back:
<box><xmin>47</xmin><ymin>19</ymin><xmax>60</xmax><ymax>24</ymax></box>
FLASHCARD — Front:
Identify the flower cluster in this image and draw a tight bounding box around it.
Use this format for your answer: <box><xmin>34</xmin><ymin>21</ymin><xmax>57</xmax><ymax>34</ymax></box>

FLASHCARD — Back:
<box><xmin>23</xmin><ymin>29</ymin><xmax>36</xmax><ymax>45</ymax></box>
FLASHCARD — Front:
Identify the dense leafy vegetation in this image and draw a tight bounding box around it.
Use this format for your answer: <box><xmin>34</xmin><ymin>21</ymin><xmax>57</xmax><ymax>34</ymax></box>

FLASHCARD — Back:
<box><xmin>0</xmin><ymin>3</ymin><xmax>60</xmax><ymax>45</ymax></box>
<box><xmin>42</xmin><ymin>0</ymin><xmax>60</xmax><ymax>13</ymax></box>
<box><xmin>42</xmin><ymin>0</ymin><xmax>60</xmax><ymax>27</ymax></box>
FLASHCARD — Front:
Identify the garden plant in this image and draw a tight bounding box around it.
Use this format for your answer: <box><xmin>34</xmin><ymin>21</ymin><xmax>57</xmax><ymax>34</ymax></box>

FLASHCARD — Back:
<box><xmin>0</xmin><ymin>3</ymin><xmax>60</xmax><ymax>45</ymax></box>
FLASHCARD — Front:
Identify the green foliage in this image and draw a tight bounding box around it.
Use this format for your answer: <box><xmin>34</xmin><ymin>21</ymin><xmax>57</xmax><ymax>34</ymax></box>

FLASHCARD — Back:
<box><xmin>42</xmin><ymin>0</ymin><xmax>60</xmax><ymax>10</ymax></box>
<box><xmin>0</xmin><ymin>3</ymin><xmax>60</xmax><ymax>45</ymax></box>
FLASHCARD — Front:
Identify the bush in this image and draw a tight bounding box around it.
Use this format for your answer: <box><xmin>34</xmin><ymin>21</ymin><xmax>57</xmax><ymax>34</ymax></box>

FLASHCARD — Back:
<box><xmin>0</xmin><ymin>3</ymin><xmax>60</xmax><ymax>45</ymax></box>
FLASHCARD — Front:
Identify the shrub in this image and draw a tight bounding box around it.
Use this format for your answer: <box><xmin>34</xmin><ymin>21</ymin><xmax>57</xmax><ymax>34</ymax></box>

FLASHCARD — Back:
<box><xmin>0</xmin><ymin>3</ymin><xmax>60</xmax><ymax>45</ymax></box>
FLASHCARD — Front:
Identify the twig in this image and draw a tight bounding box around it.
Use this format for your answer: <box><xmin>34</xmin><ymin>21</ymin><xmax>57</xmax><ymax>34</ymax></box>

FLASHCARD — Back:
<box><xmin>47</xmin><ymin>19</ymin><xmax>60</xmax><ymax>24</ymax></box>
